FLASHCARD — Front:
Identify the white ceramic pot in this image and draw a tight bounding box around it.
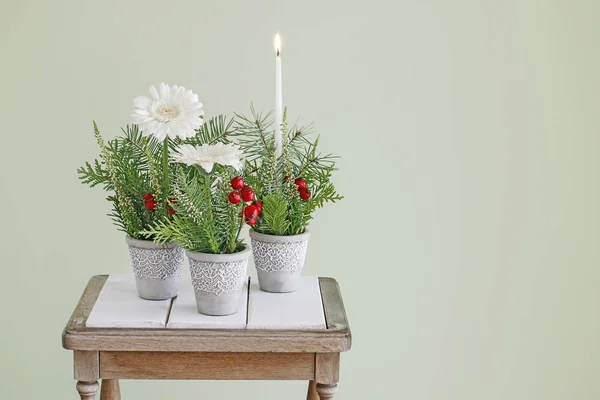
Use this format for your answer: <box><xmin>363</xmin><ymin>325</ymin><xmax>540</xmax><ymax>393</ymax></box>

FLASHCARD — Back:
<box><xmin>186</xmin><ymin>247</ymin><xmax>250</xmax><ymax>316</ymax></box>
<box><xmin>126</xmin><ymin>235</ymin><xmax>184</xmax><ymax>300</ymax></box>
<box><xmin>249</xmin><ymin>230</ymin><xmax>310</xmax><ymax>293</ymax></box>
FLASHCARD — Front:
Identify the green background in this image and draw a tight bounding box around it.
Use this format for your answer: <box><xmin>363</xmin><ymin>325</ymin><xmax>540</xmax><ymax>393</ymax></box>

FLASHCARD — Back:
<box><xmin>1</xmin><ymin>0</ymin><xmax>599</xmax><ymax>399</ymax></box>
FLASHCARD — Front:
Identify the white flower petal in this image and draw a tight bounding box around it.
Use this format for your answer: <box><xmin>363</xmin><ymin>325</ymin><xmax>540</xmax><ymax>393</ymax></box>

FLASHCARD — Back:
<box><xmin>159</xmin><ymin>82</ymin><xmax>169</xmax><ymax>99</ymax></box>
<box><xmin>132</xmin><ymin>83</ymin><xmax>203</xmax><ymax>142</ymax></box>
<box><xmin>149</xmin><ymin>85</ymin><xmax>159</xmax><ymax>101</ymax></box>
<box><xmin>171</xmin><ymin>143</ymin><xmax>243</xmax><ymax>173</ymax></box>
<box><xmin>198</xmin><ymin>161</ymin><xmax>214</xmax><ymax>173</ymax></box>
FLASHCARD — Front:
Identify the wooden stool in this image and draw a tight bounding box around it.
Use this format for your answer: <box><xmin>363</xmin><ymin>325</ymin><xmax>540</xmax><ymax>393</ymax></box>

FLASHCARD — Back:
<box><xmin>62</xmin><ymin>275</ymin><xmax>351</xmax><ymax>399</ymax></box>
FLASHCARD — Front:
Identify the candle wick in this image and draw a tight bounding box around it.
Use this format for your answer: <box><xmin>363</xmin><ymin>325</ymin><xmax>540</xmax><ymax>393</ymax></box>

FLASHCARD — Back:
<box><xmin>276</xmin><ymin>49</ymin><xmax>280</xmax><ymax>57</ymax></box>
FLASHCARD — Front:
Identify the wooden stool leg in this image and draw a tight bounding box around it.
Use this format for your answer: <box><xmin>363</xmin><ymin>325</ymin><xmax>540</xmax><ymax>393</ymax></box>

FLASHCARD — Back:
<box><xmin>76</xmin><ymin>381</ymin><xmax>99</xmax><ymax>400</ymax></box>
<box><xmin>307</xmin><ymin>380</ymin><xmax>318</xmax><ymax>400</ymax></box>
<box><xmin>315</xmin><ymin>353</ymin><xmax>340</xmax><ymax>399</ymax></box>
<box><xmin>100</xmin><ymin>379</ymin><xmax>121</xmax><ymax>400</ymax></box>
<box><xmin>316</xmin><ymin>384</ymin><xmax>338</xmax><ymax>399</ymax></box>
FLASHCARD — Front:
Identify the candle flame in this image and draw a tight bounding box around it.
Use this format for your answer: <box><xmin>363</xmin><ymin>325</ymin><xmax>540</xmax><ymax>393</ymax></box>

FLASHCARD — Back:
<box><xmin>274</xmin><ymin>33</ymin><xmax>281</xmax><ymax>56</ymax></box>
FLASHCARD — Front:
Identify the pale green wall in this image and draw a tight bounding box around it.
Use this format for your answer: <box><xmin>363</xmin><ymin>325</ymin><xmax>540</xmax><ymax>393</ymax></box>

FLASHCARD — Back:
<box><xmin>1</xmin><ymin>0</ymin><xmax>599</xmax><ymax>399</ymax></box>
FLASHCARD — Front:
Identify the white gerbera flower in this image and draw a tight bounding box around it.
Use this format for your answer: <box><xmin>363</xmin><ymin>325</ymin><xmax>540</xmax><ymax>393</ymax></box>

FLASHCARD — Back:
<box><xmin>172</xmin><ymin>143</ymin><xmax>243</xmax><ymax>173</ymax></box>
<box><xmin>131</xmin><ymin>83</ymin><xmax>204</xmax><ymax>142</ymax></box>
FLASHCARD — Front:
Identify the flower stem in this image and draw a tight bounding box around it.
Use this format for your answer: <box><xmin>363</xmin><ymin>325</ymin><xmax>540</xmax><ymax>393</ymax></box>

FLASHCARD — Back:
<box><xmin>235</xmin><ymin>203</ymin><xmax>245</xmax><ymax>244</ymax></box>
<box><xmin>162</xmin><ymin>140</ymin><xmax>169</xmax><ymax>214</ymax></box>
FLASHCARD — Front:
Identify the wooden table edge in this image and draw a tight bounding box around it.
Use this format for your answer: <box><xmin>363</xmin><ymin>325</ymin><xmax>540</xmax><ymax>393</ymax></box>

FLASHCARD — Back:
<box><xmin>62</xmin><ymin>274</ymin><xmax>352</xmax><ymax>353</ymax></box>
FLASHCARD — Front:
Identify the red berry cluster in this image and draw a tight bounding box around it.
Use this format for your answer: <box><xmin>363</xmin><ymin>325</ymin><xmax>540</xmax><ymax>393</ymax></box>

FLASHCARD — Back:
<box><xmin>143</xmin><ymin>193</ymin><xmax>157</xmax><ymax>212</ymax></box>
<box><xmin>143</xmin><ymin>193</ymin><xmax>177</xmax><ymax>216</ymax></box>
<box><xmin>294</xmin><ymin>178</ymin><xmax>311</xmax><ymax>200</ymax></box>
<box><xmin>228</xmin><ymin>177</ymin><xmax>263</xmax><ymax>226</ymax></box>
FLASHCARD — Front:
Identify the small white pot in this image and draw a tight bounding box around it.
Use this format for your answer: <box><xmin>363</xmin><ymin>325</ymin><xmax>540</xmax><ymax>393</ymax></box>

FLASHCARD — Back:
<box><xmin>186</xmin><ymin>247</ymin><xmax>250</xmax><ymax>316</ymax></box>
<box><xmin>249</xmin><ymin>230</ymin><xmax>310</xmax><ymax>293</ymax></box>
<box><xmin>126</xmin><ymin>235</ymin><xmax>184</xmax><ymax>300</ymax></box>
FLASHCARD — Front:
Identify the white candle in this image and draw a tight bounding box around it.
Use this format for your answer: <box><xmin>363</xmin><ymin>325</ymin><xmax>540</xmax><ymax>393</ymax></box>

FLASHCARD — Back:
<box><xmin>274</xmin><ymin>33</ymin><xmax>283</xmax><ymax>157</ymax></box>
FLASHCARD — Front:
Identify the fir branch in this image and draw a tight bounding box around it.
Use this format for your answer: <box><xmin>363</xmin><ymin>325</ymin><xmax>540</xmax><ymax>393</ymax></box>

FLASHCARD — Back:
<box><xmin>77</xmin><ymin>159</ymin><xmax>111</xmax><ymax>189</ymax></box>
<box><xmin>261</xmin><ymin>193</ymin><xmax>291</xmax><ymax>236</ymax></box>
<box><xmin>122</xmin><ymin>125</ymin><xmax>163</xmax><ymax>208</ymax></box>
<box><xmin>232</xmin><ymin>106</ymin><xmax>342</xmax><ymax>236</ymax></box>
<box><xmin>95</xmin><ymin>122</ymin><xmax>143</xmax><ymax>237</ymax></box>
<box><xmin>186</xmin><ymin>114</ymin><xmax>235</xmax><ymax>146</ymax></box>
<box><xmin>152</xmin><ymin>163</ymin><xmax>244</xmax><ymax>254</ymax></box>
<box><xmin>232</xmin><ymin>104</ymin><xmax>275</xmax><ymax>160</ymax></box>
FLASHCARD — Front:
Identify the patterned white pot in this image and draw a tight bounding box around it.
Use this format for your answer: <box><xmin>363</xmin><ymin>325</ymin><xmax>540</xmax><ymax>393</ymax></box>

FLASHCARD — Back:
<box><xmin>186</xmin><ymin>247</ymin><xmax>250</xmax><ymax>316</ymax></box>
<box><xmin>249</xmin><ymin>230</ymin><xmax>310</xmax><ymax>293</ymax></box>
<box><xmin>126</xmin><ymin>235</ymin><xmax>184</xmax><ymax>300</ymax></box>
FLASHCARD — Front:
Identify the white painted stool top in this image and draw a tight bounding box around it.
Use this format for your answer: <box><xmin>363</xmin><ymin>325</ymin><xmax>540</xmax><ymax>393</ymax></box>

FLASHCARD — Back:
<box><xmin>247</xmin><ymin>277</ymin><xmax>327</xmax><ymax>330</ymax></box>
<box><xmin>86</xmin><ymin>274</ymin><xmax>326</xmax><ymax>330</ymax></box>
<box><xmin>85</xmin><ymin>274</ymin><xmax>171</xmax><ymax>328</ymax></box>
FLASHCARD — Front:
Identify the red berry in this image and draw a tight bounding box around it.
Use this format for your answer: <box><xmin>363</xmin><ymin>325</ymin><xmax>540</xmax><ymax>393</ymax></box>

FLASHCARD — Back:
<box><xmin>283</xmin><ymin>174</ymin><xmax>290</xmax><ymax>182</ymax></box>
<box><xmin>253</xmin><ymin>201</ymin><xmax>263</xmax><ymax>214</ymax></box>
<box><xmin>241</xmin><ymin>185</ymin><xmax>255</xmax><ymax>202</ymax></box>
<box><xmin>231</xmin><ymin>177</ymin><xmax>244</xmax><ymax>190</ymax></box>
<box><xmin>143</xmin><ymin>193</ymin><xmax>154</xmax><ymax>202</ymax></box>
<box><xmin>244</xmin><ymin>205</ymin><xmax>258</xmax><ymax>220</ymax></box>
<box><xmin>299</xmin><ymin>188</ymin><xmax>311</xmax><ymax>200</ymax></box>
<box><xmin>294</xmin><ymin>178</ymin><xmax>307</xmax><ymax>189</ymax></box>
<box><xmin>145</xmin><ymin>200</ymin><xmax>157</xmax><ymax>211</ymax></box>
<box><xmin>246</xmin><ymin>216</ymin><xmax>257</xmax><ymax>226</ymax></box>
<box><xmin>228</xmin><ymin>191</ymin><xmax>241</xmax><ymax>204</ymax></box>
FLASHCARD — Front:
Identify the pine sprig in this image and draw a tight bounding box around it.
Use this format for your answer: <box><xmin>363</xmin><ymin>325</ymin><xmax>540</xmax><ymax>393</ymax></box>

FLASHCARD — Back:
<box><xmin>77</xmin><ymin>159</ymin><xmax>111</xmax><ymax>189</ymax></box>
<box><xmin>260</xmin><ymin>193</ymin><xmax>291</xmax><ymax>236</ymax></box>
<box><xmin>142</xmin><ymin>164</ymin><xmax>245</xmax><ymax>254</ymax></box>
<box><xmin>233</xmin><ymin>106</ymin><xmax>343</xmax><ymax>236</ymax></box>
<box><xmin>185</xmin><ymin>114</ymin><xmax>236</xmax><ymax>146</ymax></box>
<box><xmin>232</xmin><ymin>104</ymin><xmax>275</xmax><ymax>160</ymax></box>
<box><xmin>78</xmin><ymin>122</ymin><xmax>174</xmax><ymax>239</ymax></box>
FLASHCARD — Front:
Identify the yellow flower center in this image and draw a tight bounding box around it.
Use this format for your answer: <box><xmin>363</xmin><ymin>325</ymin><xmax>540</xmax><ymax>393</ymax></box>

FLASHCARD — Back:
<box><xmin>156</xmin><ymin>104</ymin><xmax>181</xmax><ymax>122</ymax></box>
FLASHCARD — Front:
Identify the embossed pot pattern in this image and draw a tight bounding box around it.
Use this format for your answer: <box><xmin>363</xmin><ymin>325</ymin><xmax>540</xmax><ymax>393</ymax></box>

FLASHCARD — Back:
<box><xmin>125</xmin><ymin>235</ymin><xmax>184</xmax><ymax>300</ymax></box>
<box><xmin>186</xmin><ymin>247</ymin><xmax>250</xmax><ymax>316</ymax></box>
<box><xmin>249</xmin><ymin>230</ymin><xmax>310</xmax><ymax>293</ymax></box>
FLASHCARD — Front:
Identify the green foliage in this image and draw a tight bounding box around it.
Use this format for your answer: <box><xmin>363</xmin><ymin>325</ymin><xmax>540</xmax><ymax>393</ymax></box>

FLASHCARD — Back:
<box><xmin>141</xmin><ymin>115</ymin><xmax>245</xmax><ymax>254</ymax></box>
<box><xmin>77</xmin><ymin>123</ymin><xmax>174</xmax><ymax>239</ymax></box>
<box><xmin>142</xmin><ymin>164</ymin><xmax>245</xmax><ymax>254</ymax></box>
<box><xmin>233</xmin><ymin>105</ymin><xmax>343</xmax><ymax>236</ymax></box>
<box><xmin>261</xmin><ymin>193</ymin><xmax>291</xmax><ymax>236</ymax></box>
<box><xmin>185</xmin><ymin>114</ymin><xmax>236</xmax><ymax>146</ymax></box>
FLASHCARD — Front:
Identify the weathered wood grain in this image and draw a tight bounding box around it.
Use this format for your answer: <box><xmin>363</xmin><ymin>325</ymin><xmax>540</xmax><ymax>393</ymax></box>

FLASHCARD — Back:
<box><xmin>307</xmin><ymin>380</ymin><xmax>319</xmax><ymax>400</ymax></box>
<box><xmin>315</xmin><ymin>353</ymin><xmax>340</xmax><ymax>385</ymax></box>
<box><xmin>65</xmin><ymin>329</ymin><xmax>348</xmax><ymax>352</ymax></box>
<box><xmin>316</xmin><ymin>383</ymin><xmax>338</xmax><ymax>399</ymax></box>
<box><xmin>74</xmin><ymin>351</ymin><xmax>99</xmax><ymax>381</ymax></box>
<box><xmin>64</xmin><ymin>276</ymin><xmax>108</xmax><ymax>333</ymax></box>
<box><xmin>76</xmin><ymin>381</ymin><xmax>99</xmax><ymax>400</ymax></box>
<box><xmin>319</xmin><ymin>278</ymin><xmax>350</xmax><ymax>333</ymax></box>
<box><xmin>100</xmin><ymin>379</ymin><xmax>120</xmax><ymax>400</ymax></box>
<box><xmin>100</xmin><ymin>351</ymin><xmax>315</xmax><ymax>380</ymax></box>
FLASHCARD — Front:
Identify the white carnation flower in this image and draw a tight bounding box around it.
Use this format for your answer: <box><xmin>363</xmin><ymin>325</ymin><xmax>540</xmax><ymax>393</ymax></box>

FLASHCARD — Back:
<box><xmin>131</xmin><ymin>83</ymin><xmax>204</xmax><ymax>142</ymax></box>
<box><xmin>172</xmin><ymin>143</ymin><xmax>243</xmax><ymax>173</ymax></box>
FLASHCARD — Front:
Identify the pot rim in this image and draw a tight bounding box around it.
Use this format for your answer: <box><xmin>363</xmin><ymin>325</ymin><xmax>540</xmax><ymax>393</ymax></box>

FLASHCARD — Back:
<box><xmin>249</xmin><ymin>229</ymin><xmax>311</xmax><ymax>243</ymax></box>
<box><xmin>125</xmin><ymin>235</ymin><xmax>179</xmax><ymax>250</ymax></box>
<box><xmin>186</xmin><ymin>245</ymin><xmax>251</xmax><ymax>263</ymax></box>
